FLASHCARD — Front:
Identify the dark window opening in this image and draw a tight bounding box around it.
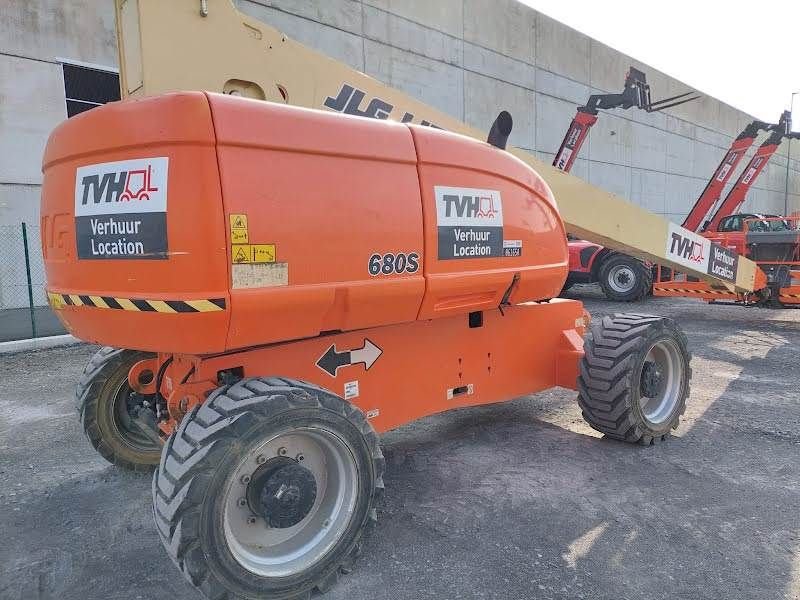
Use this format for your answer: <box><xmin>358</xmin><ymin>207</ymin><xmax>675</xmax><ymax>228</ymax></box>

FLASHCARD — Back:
<box><xmin>62</xmin><ymin>63</ymin><xmax>120</xmax><ymax>118</ymax></box>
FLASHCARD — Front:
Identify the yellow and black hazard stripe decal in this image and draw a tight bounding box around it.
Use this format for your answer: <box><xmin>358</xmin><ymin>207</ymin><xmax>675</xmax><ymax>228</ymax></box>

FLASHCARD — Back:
<box><xmin>779</xmin><ymin>293</ymin><xmax>800</xmax><ymax>299</ymax></box>
<box><xmin>653</xmin><ymin>287</ymin><xmax>737</xmax><ymax>296</ymax></box>
<box><xmin>47</xmin><ymin>292</ymin><xmax>225</xmax><ymax>313</ymax></box>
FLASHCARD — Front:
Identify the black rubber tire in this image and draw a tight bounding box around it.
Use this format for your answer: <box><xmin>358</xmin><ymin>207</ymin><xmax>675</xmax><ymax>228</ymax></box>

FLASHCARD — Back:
<box><xmin>77</xmin><ymin>346</ymin><xmax>162</xmax><ymax>471</ymax></box>
<box><xmin>152</xmin><ymin>377</ymin><xmax>384</xmax><ymax>600</ymax></box>
<box><xmin>597</xmin><ymin>254</ymin><xmax>652</xmax><ymax>302</ymax></box>
<box><xmin>578</xmin><ymin>313</ymin><xmax>691</xmax><ymax>445</ymax></box>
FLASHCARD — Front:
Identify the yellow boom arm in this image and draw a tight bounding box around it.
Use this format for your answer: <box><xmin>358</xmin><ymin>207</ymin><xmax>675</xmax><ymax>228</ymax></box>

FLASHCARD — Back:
<box><xmin>115</xmin><ymin>0</ymin><xmax>763</xmax><ymax>293</ymax></box>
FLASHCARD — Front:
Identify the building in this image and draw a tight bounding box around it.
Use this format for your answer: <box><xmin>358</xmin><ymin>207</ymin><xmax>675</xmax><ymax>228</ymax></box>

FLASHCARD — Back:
<box><xmin>1</xmin><ymin>0</ymin><xmax>798</xmax><ymax>323</ymax></box>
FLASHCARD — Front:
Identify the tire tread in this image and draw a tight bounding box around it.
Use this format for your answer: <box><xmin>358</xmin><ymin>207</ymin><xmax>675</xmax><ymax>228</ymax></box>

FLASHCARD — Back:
<box><xmin>578</xmin><ymin>313</ymin><xmax>691</xmax><ymax>445</ymax></box>
<box><xmin>153</xmin><ymin>377</ymin><xmax>383</xmax><ymax>600</ymax></box>
<box><xmin>76</xmin><ymin>346</ymin><xmax>160</xmax><ymax>471</ymax></box>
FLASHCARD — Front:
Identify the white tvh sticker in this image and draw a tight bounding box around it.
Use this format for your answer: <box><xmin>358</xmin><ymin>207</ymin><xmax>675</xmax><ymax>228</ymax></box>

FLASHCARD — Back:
<box><xmin>75</xmin><ymin>157</ymin><xmax>169</xmax><ymax>217</ymax></box>
<box><xmin>434</xmin><ymin>186</ymin><xmax>503</xmax><ymax>227</ymax></box>
<box><xmin>74</xmin><ymin>157</ymin><xmax>170</xmax><ymax>260</ymax></box>
<box><xmin>434</xmin><ymin>186</ymin><xmax>504</xmax><ymax>260</ymax></box>
<box><xmin>666</xmin><ymin>222</ymin><xmax>711</xmax><ymax>272</ymax></box>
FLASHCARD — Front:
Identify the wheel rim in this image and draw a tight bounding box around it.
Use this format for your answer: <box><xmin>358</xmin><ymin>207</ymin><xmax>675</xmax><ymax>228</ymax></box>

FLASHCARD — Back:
<box><xmin>638</xmin><ymin>339</ymin><xmax>683</xmax><ymax>425</ymax></box>
<box><xmin>607</xmin><ymin>264</ymin><xmax>637</xmax><ymax>294</ymax></box>
<box><xmin>110</xmin><ymin>381</ymin><xmax>160</xmax><ymax>452</ymax></box>
<box><xmin>223</xmin><ymin>427</ymin><xmax>359</xmax><ymax>578</ymax></box>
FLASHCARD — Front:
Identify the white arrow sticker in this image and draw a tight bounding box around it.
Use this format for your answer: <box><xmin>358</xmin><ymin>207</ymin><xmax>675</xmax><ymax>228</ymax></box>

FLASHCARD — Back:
<box><xmin>349</xmin><ymin>339</ymin><xmax>382</xmax><ymax>371</ymax></box>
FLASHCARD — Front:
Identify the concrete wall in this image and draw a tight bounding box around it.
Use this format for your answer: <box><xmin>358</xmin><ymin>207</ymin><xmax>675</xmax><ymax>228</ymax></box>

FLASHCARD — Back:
<box><xmin>1</xmin><ymin>0</ymin><xmax>799</xmax><ymax>309</ymax></box>
<box><xmin>0</xmin><ymin>1</ymin><xmax>118</xmax><ymax>309</ymax></box>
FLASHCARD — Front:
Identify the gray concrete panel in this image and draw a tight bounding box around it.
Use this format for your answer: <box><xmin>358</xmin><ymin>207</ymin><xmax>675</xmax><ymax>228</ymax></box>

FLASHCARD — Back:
<box><xmin>0</xmin><ymin>0</ymin><xmax>117</xmax><ymax>66</ymax></box>
<box><xmin>464</xmin><ymin>71</ymin><xmax>535</xmax><ymax>151</ymax></box>
<box><xmin>587</xmin><ymin>161</ymin><xmax>630</xmax><ymax>199</ymax></box>
<box><xmin>463</xmin><ymin>42</ymin><xmax>535</xmax><ymax>90</ymax></box>
<box><xmin>535</xmin><ymin>13</ymin><xmax>590</xmax><ymax>84</ymax></box>
<box><xmin>363</xmin><ymin>4</ymin><xmax>462</xmax><ymax>66</ymax></box>
<box><xmin>364</xmin><ymin>39</ymin><xmax>464</xmax><ymax>119</ymax></box>
<box><xmin>240</xmin><ymin>0</ymin><xmax>363</xmax><ymax>35</ymax></box>
<box><xmin>0</xmin><ymin>55</ymin><xmax>66</xmax><ymax>185</ymax></box>
<box><xmin>463</xmin><ymin>0</ymin><xmax>536</xmax><ymax>64</ymax></box>
<box><xmin>588</xmin><ymin>113</ymin><xmax>632</xmax><ymax>167</ymax></box>
<box><xmin>363</xmin><ymin>0</ymin><xmax>463</xmax><ymax>38</ymax></box>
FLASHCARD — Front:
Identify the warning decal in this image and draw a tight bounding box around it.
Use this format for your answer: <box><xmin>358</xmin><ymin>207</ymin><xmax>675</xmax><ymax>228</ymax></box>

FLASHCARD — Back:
<box><xmin>74</xmin><ymin>157</ymin><xmax>169</xmax><ymax>260</ymax></box>
<box><xmin>232</xmin><ymin>244</ymin><xmax>276</xmax><ymax>264</ymax></box>
<box><xmin>229</xmin><ymin>213</ymin><xmax>276</xmax><ymax>266</ymax></box>
<box><xmin>233</xmin><ymin>245</ymin><xmax>251</xmax><ymax>263</ymax></box>
<box><xmin>435</xmin><ymin>186</ymin><xmax>503</xmax><ymax>260</ymax></box>
<box><xmin>230</xmin><ymin>214</ymin><xmax>249</xmax><ymax>244</ymax></box>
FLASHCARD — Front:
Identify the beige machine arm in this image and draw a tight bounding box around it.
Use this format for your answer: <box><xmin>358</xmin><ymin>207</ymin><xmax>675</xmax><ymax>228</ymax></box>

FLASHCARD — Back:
<box><xmin>115</xmin><ymin>0</ymin><xmax>763</xmax><ymax>293</ymax></box>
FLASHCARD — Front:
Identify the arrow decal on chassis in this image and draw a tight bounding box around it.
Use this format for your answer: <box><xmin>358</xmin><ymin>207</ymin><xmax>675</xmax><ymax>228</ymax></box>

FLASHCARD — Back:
<box><xmin>316</xmin><ymin>339</ymin><xmax>383</xmax><ymax>377</ymax></box>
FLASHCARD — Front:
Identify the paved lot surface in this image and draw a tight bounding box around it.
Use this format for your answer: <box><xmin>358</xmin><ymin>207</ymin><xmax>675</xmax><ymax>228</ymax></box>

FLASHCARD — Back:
<box><xmin>1</xmin><ymin>287</ymin><xmax>799</xmax><ymax>600</ymax></box>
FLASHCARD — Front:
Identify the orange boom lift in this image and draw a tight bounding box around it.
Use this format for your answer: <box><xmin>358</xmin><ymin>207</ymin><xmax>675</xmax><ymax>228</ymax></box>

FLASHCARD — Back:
<box><xmin>42</xmin><ymin>93</ymin><xmax>691</xmax><ymax>599</ymax></box>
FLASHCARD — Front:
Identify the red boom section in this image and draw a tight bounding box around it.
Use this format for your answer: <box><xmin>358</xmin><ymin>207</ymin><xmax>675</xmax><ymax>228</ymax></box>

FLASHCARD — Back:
<box><xmin>553</xmin><ymin>112</ymin><xmax>597</xmax><ymax>172</ymax></box>
<box><xmin>681</xmin><ymin>127</ymin><xmax>761</xmax><ymax>232</ymax></box>
<box><xmin>705</xmin><ymin>134</ymin><xmax>784</xmax><ymax>232</ymax></box>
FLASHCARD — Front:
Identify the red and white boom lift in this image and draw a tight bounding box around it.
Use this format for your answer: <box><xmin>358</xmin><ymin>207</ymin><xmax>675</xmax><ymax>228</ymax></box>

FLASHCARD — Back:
<box><xmin>556</xmin><ymin>68</ymin><xmax>698</xmax><ymax>301</ymax></box>
<box><xmin>680</xmin><ymin>111</ymin><xmax>792</xmax><ymax>233</ymax></box>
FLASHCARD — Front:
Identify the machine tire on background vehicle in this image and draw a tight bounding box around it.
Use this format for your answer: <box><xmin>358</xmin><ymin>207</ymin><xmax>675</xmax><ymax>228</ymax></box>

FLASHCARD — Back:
<box><xmin>578</xmin><ymin>314</ymin><xmax>690</xmax><ymax>445</ymax></box>
<box><xmin>77</xmin><ymin>347</ymin><xmax>162</xmax><ymax>471</ymax></box>
<box><xmin>152</xmin><ymin>377</ymin><xmax>384</xmax><ymax>600</ymax></box>
<box><xmin>597</xmin><ymin>254</ymin><xmax>652</xmax><ymax>302</ymax></box>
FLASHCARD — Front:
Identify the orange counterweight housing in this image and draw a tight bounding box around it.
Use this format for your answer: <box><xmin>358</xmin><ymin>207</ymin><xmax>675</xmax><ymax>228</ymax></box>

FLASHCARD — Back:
<box><xmin>41</xmin><ymin>92</ymin><xmax>568</xmax><ymax>354</ymax></box>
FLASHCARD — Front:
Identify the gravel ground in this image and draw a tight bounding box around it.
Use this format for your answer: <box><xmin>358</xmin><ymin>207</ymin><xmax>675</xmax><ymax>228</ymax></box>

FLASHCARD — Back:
<box><xmin>1</xmin><ymin>287</ymin><xmax>799</xmax><ymax>600</ymax></box>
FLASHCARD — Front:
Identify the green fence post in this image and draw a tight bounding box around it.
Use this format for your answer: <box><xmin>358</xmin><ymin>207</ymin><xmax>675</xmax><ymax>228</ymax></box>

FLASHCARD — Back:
<box><xmin>22</xmin><ymin>222</ymin><xmax>38</xmax><ymax>339</ymax></box>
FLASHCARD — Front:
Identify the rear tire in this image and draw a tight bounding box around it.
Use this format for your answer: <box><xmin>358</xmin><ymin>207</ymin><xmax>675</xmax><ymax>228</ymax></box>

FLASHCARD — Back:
<box><xmin>152</xmin><ymin>377</ymin><xmax>384</xmax><ymax>600</ymax></box>
<box><xmin>597</xmin><ymin>254</ymin><xmax>651</xmax><ymax>302</ymax></box>
<box><xmin>578</xmin><ymin>314</ymin><xmax>691</xmax><ymax>445</ymax></box>
<box><xmin>77</xmin><ymin>347</ymin><xmax>162</xmax><ymax>471</ymax></box>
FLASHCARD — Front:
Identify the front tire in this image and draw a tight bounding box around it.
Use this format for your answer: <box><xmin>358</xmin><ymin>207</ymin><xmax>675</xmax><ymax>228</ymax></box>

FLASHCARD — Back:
<box><xmin>597</xmin><ymin>254</ymin><xmax>652</xmax><ymax>302</ymax></box>
<box><xmin>153</xmin><ymin>377</ymin><xmax>384</xmax><ymax>600</ymax></box>
<box><xmin>77</xmin><ymin>347</ymin><xmax>162</xmax><ymax>471</ymax></box>
<box><xmin>578</xmin><ymin>314</ymin><xmax>691</xmax><ymax>445</ymax></box>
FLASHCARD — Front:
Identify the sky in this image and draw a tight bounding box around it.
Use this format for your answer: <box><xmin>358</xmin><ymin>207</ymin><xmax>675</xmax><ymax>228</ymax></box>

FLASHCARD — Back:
<box><xmin>519</xmin><ymin>0</ymin><xmax>800</xmax><ymax>129</ymax></box>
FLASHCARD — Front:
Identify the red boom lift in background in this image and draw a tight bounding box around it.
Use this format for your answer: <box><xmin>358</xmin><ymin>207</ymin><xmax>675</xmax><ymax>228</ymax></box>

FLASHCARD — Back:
<box><xmin>702</xmin><ymin>111</ymin><xmax>793</xmax><ymax>232</ymax></box>
<box><xmin>679</xmin><ymin>115</ymin><xmax>787</xmax><ymax>233</ymax></box>
<box><xmin>556</xmin><ymin>68</ymin><xmax>699</xmax><ymax>301</ymax></box>
<box><xmin>654</xmin><ymin>111</ymin><xmax>800</xmax><ymax>306</ymax></box>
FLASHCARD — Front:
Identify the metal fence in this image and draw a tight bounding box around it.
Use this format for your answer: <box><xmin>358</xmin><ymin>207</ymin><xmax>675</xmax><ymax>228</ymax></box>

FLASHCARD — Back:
<box><xmin>0</xmin><ymin>223</ymin><xmax>65</xmax><ymax>342</ymax></box>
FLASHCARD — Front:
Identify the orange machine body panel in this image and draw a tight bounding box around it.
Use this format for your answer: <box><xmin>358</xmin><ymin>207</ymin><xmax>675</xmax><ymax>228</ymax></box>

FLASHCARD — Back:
<box><xmin>41</xmin><ymin>93</ymin><xmax>230</xmax><ymax>353</ymax></box>
<box><xmin>41</xmin><ymin>92</ymin><xmax>568</xmax><ymax>355</ymax></box>
<box><xmin>160</xmin><ymin>301</ymin><xmax>587</xmax><ymax>434</ymax></box>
